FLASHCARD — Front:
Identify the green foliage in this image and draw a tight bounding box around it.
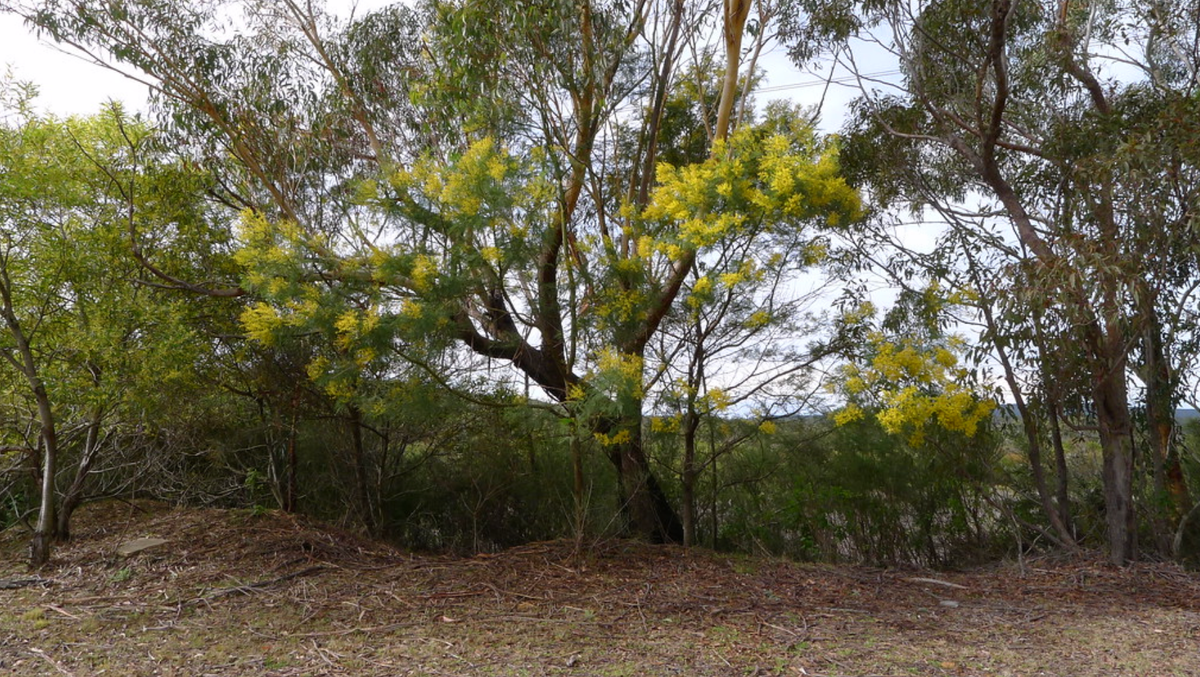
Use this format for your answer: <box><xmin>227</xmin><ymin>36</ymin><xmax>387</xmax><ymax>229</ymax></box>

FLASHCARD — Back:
<box><xmin>792</xmin><ymin>416</ymin><xmax>1001</xmax><ymax>565</ymax></box>
<box><xmin>373</xmin><ymin>404</ymin><xmax>618</xmax><ymax>552</ymax></box>
<box><xmin>801</xmin><ymin>0</ymin><xmax>1200</xmax><ymax>562</ymax></box>
<box><xmin>11</xmin><ymin>0</ymin><xmax>871</xmax><ymax>545</ymax></box>
<box><xmin>661</xmin><ymin>414</ymin><xmax>1004</xmax><ymax>566</ymax></box>
<box><xmin>0</xmin><ymin>92</ymin><xmax>238</xmax><ymax>549</ymax></box>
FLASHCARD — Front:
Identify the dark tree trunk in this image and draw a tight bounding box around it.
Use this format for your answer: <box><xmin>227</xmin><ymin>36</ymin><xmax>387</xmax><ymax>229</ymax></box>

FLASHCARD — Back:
<box><xmin>605</xmin><ymin>410</ymin><xmax>683</xmax><ymax>544</ymax></box>
<box><xmin>681</xmin><ymin>407</ymin><xmax>699</xmax><ymax>547</ymax></box>
<box><xmin>285</xmin><ymin>406</ymin><xmax>298</xmax><ymax>513</ymax></box>
<box><xmin>968</xmin><ymin>270</ymin><xmax>1076</xmax><ymax>549</ymax></box>
<box><xmin>1034</xmin><ymin>312</ymin><xmax>1076</xmax><ymax>540</ymax></box>
<box><xmin>347</xmin><ymin>405</ymin><xmax>375</xmax><ymax>534</ymax></box>
<box><xmin>1046</xmin><ymin>401</ymin><xmax>1075</xmax><ymax>539</ymax></box>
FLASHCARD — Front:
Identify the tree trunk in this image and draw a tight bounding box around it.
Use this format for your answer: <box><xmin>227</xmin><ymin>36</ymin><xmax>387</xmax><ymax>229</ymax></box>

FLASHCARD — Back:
<box><xmin>681</xmin><ymin>408</ymin><xmax>699</xmax><ymax>547</ymax></box>
<box><xmin>966</xmin><ymin>262</ymin><xmax>1076</xmax><ymax>549</ymax></box>
<box><xmin>572</xmin><ymin>397</ymin><xmax>685</xmax><ymax>544</ymax></box>
<box><xmin>1021</xmin><ymin>401</ymin><xmax>1075</xmax><ymax>548</ymax></box>
<box><xmin>571</xmin><ymin>423</ymin><xmax>585</xmax><ymax>537</ymax></box>
<box><xmin>30</xmin><ymin>431</ymin><xmax>57</xmax><ymax>568</ymax></box>
<box><xmin>1094</xmin><ymin>348</ymin><xmax>1136</xmax><ymax>565</ymax></box>
<box><xmin>57</xmin><ymin>412</ymin><xmax>104</xmax><ymax>540</ymax></box>
<box><xmin>1</xmin><ymin>272</ymin><xmax>60</xmax><ymax>567</ymax></box>
<box><xmin>285</xmin><ymin>405</ymin><xmax>298</xmax><ymax>513</ymax></box>
<box><xmin>1031</xmin><ymin>310</ymin><xmax>1076</xmax><ymax>538</ymax></box>
<box><xmin>680</xmin><ymin>323</ymin><xmax>706</xmax><ymax>548</ymax></box>
<box><xmin>1046</xmin><ymin>400</ymin><xmax>1075</xmax><ymax>539</ymax></box>
<box><xmin>346</xmin><ymin>405</ymin><xmax>375</xmax><ymax>534</ymax></box>
<box><xmin>605</xmin><ymin>407</ymin><xmax>683</xmax><ymax>543</ymax></box>
<box><xmin>1140</xmin><ymin>301</ymin><xmax>1191</xmax><ymax>553</ymax></box>
<box><xmin>715</xmin><ymin>0</ymin><xmax>753</xmax><ymax>141</ymax></box>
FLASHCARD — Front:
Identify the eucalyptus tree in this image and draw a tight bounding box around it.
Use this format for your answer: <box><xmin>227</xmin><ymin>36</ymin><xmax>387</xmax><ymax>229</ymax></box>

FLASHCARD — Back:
<box><xmin>787</xmin><ymin>0</ymin><xmax>1200</xmax><ymax>563</ymax></box>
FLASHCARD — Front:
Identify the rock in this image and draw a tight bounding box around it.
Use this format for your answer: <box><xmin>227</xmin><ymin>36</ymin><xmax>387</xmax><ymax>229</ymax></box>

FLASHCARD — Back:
<box><xmin>116</xmin><ymin>537</ymin><xmax>168</xmax><ymax>557</ymax></box>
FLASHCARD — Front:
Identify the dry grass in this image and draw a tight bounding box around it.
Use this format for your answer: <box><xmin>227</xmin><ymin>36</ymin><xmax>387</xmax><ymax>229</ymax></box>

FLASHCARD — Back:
<box><xmin>2</xmin><ymin>500</ymin><xmax>1199</xmax><ymax>676</ymax></box>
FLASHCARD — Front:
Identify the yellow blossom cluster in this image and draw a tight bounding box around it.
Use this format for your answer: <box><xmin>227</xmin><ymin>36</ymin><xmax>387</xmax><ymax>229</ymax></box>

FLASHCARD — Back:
<box><xmin>650</xmin><ymin>415</ymin><xmax>682</xmax><ymax>433</ymax></box>
<box><xmin>704</xmin><ymin>387</ymin><xmax>732</xmax><ymax>413</ymax></box>
<box><xmin>239</xmin><ymin>294</ymin><xmax>321</xmax><ymax>347</ymax></box>
<box><xmin>688</xmin><ymin>275</ymin><xmax>713</xmax><ymax>309</ymax></box>
<box><xmin>595</xmin><ymin>288</ymin><xmax>647</xmax><ymax>326</ymax></box>
<box><xmin>595</xmin><ymin>348</ymin><xmax>645</xmax><ymax>400</ymax></box>
<box><xmin>234</xmin><ymin>210</ymin><xmax>301</xmax><ymax>258</ymax></box>
<box><xmin>640</xmin><ymin>128</ymin><xmax>862</xmax><ymax>261</ymax></box>
<box><xmin>743</xmin><ymin>310</ymin><xmax>772</xmax><ymax>330</ymax></box>
<box><xmin>832</xmin><ymin>331</ymin><xmax>995</xmax><ymax>446</ymax></box>
<box><xmin>333</xmin><ymin>307</ymin><xmax>382</xmax><ymax>351</ymax></box>
<box><xmin>718</xmin><ymin>259</ymin><xmax>761</xmax><ymax>288</ymax></box>
<box><xmin>386</xmin><ymin>137</ymin><xmax>553</xmax><ymax>275</ymax></box>
<box><xmin>234</xmin><ymin>210</ymin><xmax>310</xmax><ymax>291</ymax></box>
<box><xmin>410</xmin><ymin>254</ymin><xmax>438</xmax><ymax>293</ymax></box>
<box><xmin>392</xmin><ymin>137</ymin><xmax>513</xmax><ymax>220</ymax></box>
<box><xmin>593</xmin><ymin>429</ymin><xmax>634</xmax><ymax>447</ymax></box>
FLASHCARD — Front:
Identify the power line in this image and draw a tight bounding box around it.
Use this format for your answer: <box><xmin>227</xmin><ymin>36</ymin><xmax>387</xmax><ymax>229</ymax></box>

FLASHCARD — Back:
<box><xmin>757</xmin><ymin>69</ymin><xmax>903</xmax><ymax>94</ymax></box>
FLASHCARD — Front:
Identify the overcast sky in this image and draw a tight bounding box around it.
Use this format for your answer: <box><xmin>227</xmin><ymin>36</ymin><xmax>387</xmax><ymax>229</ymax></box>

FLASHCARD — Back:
<box><xmin>0</xmin><ymin>14</ymin><xmax>150</xmax><ymax>115</ymax></box>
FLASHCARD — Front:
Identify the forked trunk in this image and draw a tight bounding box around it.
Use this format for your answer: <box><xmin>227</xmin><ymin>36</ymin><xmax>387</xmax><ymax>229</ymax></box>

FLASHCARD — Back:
<box><xmin>57</xmin><ymin>413</ymin><xmax>104</xmax><ymax>540</ymax></box>
<box><xmin>347</xmin><ymin>405</ymin><xmax>376</xmax><ymax>534</ymax></box>
<box><xmin>30</xmin><ymin>439</ymin><xmax>57</xmax><ymax>567</ymax></box>
<box><xmin>1</xmin><ymin>275</ymin><xmax>60</xmax><ymax>568</ymax></box>
<box><xmin>1046</xmin><ymin>401</ymin><xmax>1075</xmax><ymax>539</ymax></box>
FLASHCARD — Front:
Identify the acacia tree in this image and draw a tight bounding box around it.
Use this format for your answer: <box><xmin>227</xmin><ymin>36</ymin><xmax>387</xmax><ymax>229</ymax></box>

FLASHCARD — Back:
<box><xmin>641</xmin><ymin>96</ymin><xmax>854</xmax><ymax>546</ymax></box>
<box><xmin>16</xmin><ymin>0</ymin><xmax>861</xmax><ymax>542</ymax></box>
<box><xmin>0</xmin><ymin>88</ymin><xmax>220</xmax><ymax>565</ymax></box>
<box><xmin>794</xmin><ymin>0</ymin><xmax>1200</xmax><ymax>563</ymax></box>
<box><xmin>0</xmin><ymin>90</ymin><xmax>65</xmax><ymax>566</ymax></box>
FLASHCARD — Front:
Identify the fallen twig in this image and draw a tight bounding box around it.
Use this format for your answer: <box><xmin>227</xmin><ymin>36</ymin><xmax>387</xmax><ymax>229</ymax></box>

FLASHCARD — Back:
<box><xmin>190</xmin><ymin>566</ymin><xmax>326</xmax><ymax>604</ymax></box>
<box><xmin>44</xmin><ymin>605</ymin><xmax>80</xmax><ymax>620</ymax></box>
<box><xmin>29</xmin><ymin>648</ymin><xmax>74</xmax><ymax>677</ymax></box>
<box><xmin>901</xmin><ymin>577</ymin><xmax>969</xmax><ymax>590</ymax></box>
<box><xmin>0</xmin><ymin>576</ymin><xmax>51</xmax><ymax>590</ymax></box>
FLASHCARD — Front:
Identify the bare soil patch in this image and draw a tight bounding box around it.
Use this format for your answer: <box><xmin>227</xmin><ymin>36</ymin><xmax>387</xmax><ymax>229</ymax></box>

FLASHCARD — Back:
<box><xmin>2</xmin><ymin>501</ymin><xmax>1198</xmax><ymax>676</ymax></box>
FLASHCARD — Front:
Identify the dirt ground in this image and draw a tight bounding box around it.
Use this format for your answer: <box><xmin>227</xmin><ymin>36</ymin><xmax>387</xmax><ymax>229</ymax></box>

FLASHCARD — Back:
<box><xmin>2</xmin><ymin>501</ymin><xmax>1198</xmax><ymax>676</ymax></box>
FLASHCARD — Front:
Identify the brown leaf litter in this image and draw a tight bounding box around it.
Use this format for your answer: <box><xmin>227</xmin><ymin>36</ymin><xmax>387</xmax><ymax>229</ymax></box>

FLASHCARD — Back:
<box><xmin>2</xmin><ymin>500</ymin><xmax>1198</xmax><ymax>676</ymax></box>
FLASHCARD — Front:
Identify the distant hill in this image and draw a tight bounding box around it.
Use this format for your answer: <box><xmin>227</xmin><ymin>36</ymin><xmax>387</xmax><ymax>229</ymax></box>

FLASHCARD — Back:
<box><xmin>992</xmin><ymin>406</ymin><xmax>1200</xmax><ymax>423</ymax></box>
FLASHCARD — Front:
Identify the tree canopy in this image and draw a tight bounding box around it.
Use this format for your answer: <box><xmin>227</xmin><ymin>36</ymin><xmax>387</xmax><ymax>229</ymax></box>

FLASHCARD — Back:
<box><xmin>0</xmin><ymin>0</ymin><xmax>1197</xmax><ymax>569</ymax></box>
